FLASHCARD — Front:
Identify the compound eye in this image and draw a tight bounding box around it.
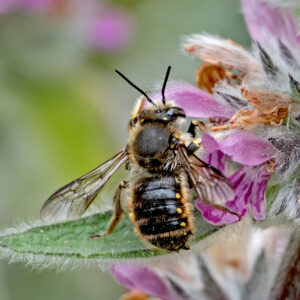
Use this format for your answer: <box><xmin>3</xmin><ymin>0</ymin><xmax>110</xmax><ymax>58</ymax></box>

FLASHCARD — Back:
<box><xmin>167</xmin><ymin>107</ymin><xmax>185</xmax><ymax>118</ymax></box>
<box><xmin>155</xmin><ymin>109</ymin><xmax>161</xmax><ymax>114</ymax></box>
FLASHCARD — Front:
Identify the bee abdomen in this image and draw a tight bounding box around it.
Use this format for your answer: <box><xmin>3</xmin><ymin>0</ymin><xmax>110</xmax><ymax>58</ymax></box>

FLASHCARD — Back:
<box><xmin>131</xmin><ymin>175</ymin><xmax>193</xmax><ymax>251</ymax></box>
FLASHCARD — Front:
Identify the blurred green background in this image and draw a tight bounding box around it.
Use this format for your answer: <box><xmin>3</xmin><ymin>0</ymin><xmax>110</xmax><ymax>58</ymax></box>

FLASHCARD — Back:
<box><xmin>0</xmin><ymin>0</ymin><xmax>250</xmax><ymax>299</ymax></box>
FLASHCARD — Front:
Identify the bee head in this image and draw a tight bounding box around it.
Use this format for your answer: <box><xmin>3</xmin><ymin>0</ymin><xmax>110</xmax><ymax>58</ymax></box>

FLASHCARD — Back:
<box><xmin>116</xmin><ymin>66</ymin><xmax>184</xmax><ymax>128</ymax></box>
<box><xmin>135</xmin><ymin>105</ymin><xmax>185</xmax><ymax>126</ymax></box>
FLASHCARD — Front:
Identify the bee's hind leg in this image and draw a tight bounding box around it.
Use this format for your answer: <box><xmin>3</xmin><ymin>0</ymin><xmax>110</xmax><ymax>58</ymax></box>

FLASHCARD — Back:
<box><xmin>90</xmin><ymin>181</ymin><xmax>128</xmax><ymax>239</ymax></box>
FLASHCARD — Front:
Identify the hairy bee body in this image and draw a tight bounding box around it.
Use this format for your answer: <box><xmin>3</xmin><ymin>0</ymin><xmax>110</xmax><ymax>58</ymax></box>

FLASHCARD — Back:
<box><xmin>126</xmin><ymin>107</ymin><xmax>194</xmax><ymax>251</ymax></box>
<box><xmin>129</xmin><ymin>172</ymin><xmax>194</xmax><ymax>251</ymax></box>
<box><xmin>41</xmin><ymin>67</ymin><xmax>236</xmax><ymax>253</ymax></box>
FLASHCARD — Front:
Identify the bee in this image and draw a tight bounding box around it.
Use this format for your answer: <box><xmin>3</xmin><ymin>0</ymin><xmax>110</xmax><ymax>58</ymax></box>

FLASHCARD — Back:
<box><xmin>41</xmin><ymin>66</ymin><xmax>238</xmax><ymax>251</ymax></box>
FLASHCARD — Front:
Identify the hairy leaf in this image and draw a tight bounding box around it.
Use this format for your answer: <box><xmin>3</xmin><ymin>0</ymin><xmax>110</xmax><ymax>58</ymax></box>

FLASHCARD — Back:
<box><xmin>0</xmin><ymin>210</ymin><xmax>217</xmax><ymax>268</ymax></box>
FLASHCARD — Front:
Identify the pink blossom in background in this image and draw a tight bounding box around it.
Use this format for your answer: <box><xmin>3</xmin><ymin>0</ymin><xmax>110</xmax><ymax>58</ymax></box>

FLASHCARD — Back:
<box><xmin>19</xmin><ymin>0</ymin><xmax>53</xmax><ymax>11</ymax></box>
<box><xmin>88</xmin><ymin>6</ymin><xmax>134</xmax><ymax>53</ymax></box>
<box><xmin>0</xmin><ymin>0</ymin><xmax>11</xmax><ymax>13</ymax></box>
<box><xmin>0</xmin><ymin>1</ymin><xmax>136</xmax><ymax>53</ymax></box>
<box><xmin>0</xmin><ymin>0</ymin><xmax>53</xmax><ymax>13</ymax></box>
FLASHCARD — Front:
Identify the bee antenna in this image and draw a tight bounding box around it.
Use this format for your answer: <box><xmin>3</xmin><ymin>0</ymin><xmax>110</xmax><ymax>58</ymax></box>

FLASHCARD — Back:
<box><xmin>115</xmin><ymin>70</ymin><xmax>156</xmax><ymax>106</ymax></box>
<box><xmin>161</xmin><ymin>66</ymin><xmax>171</xmax><ymax>105</ymax></box>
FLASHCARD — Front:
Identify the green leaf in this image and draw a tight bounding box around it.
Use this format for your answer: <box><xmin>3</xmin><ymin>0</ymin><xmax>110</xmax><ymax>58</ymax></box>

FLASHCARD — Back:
<box><xmin>0</xmin><ymin>210</ymin><xmax>218</xmax><ymax>267</ymax></box>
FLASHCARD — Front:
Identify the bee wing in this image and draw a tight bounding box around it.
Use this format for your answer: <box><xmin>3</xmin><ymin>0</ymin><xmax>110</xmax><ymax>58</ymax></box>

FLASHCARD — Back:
<box><xmin>41</xmin><ymin>149</ymin><xmax>128</xmax><ymax>221</ymax></box>
<box><xmin>178</xmin><ymin>147</ymin><xmax>234</xmax><ymax>205</ymax></box>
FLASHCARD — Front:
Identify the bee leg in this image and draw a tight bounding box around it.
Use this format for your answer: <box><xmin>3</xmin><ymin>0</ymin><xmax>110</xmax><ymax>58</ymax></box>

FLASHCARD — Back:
<box><xmin>188</xmin><ymin>120</ymin><xmax>207</xmax><ymax>137</ymax></box>
<box><xmin>212</xmin><ymin>204</ymin><xmax>242</xmax><ymax>221</ymax></box>
<box><xmin>186</xmin><ymin>139</ymin><xmax>201</xmax><ymax>153</ymax></box>
<box><xmin>181</xmin><ymin>244</ymin><xmax>190</xmax><ymax>250</ymax></box>
<box><xmin>90</xmin><ymin>181</ymin><xmax>128</xmax><ymax>239</ymax></box>
<box><xmin>187</xmin><ymin>120</ymin><xmax>207</xmax><ymax>153</ymax></box>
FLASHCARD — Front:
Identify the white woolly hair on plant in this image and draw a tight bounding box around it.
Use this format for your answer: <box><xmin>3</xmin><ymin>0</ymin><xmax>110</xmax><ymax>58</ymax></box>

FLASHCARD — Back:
<box><xmin>261</xmin><ymin>127</ymin><xmax>300</xmax><ymax>178</ymax></box>
<box><xmin>0</xmin><ymin>215</ymin><xmax>277</xmax><ymax>273</ymax></box>
<box><xmin>182</xmin><ymin>34</ymin><xmax>264</xmax><ymax>81</ymax></box>
<box><xmin>135</xmin><ymin>219</ymin><xmax>294</xmax><ymax>300</ymax></box>
<box><xmin>267</xmin><ymin>178</ymin><xmax>300</xmax><ymax>222</ymax></box>
<box><xmin>253</xmin><ymin>43</ymin><xmax>300</xmax><ymax>91</ymax></box>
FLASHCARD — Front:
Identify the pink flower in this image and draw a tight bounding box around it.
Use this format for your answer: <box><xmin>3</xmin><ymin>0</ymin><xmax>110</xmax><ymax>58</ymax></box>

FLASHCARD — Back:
<box><xmin>195</xmin><ymin>132</ymin><xmax>275</xmax><ymax>225</ymax></box>
<box><xmin>88</xmin><ymin>6</ymin><xmax>134</xmax><ymax>53</ymax></box>
<box><xmin>183</xmin><ymin>0</ymin><xmax>300</xmax><ymax>223</ymax></box>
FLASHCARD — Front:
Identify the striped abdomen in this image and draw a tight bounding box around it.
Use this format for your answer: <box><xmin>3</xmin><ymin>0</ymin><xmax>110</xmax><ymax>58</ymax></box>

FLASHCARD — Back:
<box><xmin>130</xmin><ymin>174</ymin><xmax>194</xmax><ymax>251</ymax></box>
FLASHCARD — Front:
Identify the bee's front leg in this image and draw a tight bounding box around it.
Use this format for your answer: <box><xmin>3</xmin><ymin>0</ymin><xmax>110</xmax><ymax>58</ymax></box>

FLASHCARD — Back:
<box><xmin>188</xmin><ymin>119</ymin><xmax>209</xmax><ymax>137</ymax></box>
<box><xmin>90</xmin><ymin>181</ymin><xmax>128</xmax><ymax>239</ymax></box>
<box><xmin>186</xmin><ymin>120</ymin><xmax>207</xmax><ymax>153</ymax></box>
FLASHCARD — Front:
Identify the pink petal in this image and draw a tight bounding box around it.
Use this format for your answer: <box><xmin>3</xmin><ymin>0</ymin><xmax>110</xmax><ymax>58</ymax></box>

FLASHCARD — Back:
<box><xmin>202</xmin><ymin>134</ymin><xmax>228</xmax><ymax>173</ymax></box>
<box><xmin>226</xmin><ymin>166</ymin><xmax>256</xmax><ymax>216</ymax></box>
<box><xmin>219</xmin><ymin>131</ymin><xmax>275</xmax><ymax>166</ymax></box>
<box><xmin>197</xmin><ymin>133</ymin><xmax>274</xmax><ymax>224</ymax></box>
<box><xmin>248</xmin><ymin>166</ymin><xmax>271</xmax><ymax>219</ymax></box>
<box><xmin>110</xmin><ymin>265</ymin><xmax>179</xmax><ymax>300</ymax></box>
<box><xmin>227</xmin><ymin>165</ymin><xmax>271</xmax><ymax>219</ymax></box>
<box><xmin>241</xmin><ymin>0</ymin><xmax>298</xmax><ymax>51</ymax></box>
<box><xmin>195</xmin><ymin>167</ymin><xmax>249</xmax><ymax>226</ymax></box>
<box><xmin>196</xmin><ymin>163</ymin><xmax>272</xmax><ymax>224</ymax></box>
<box><xmin>195</xmin><ymin>200</ymin><xmax>240</xmax><ymax>226</ymax></box>
<box><xmin>203</xmin><ymin>150</ymin><xmax>228</xmax><ymax>174</ymax></box>
<box><xmin>153</xmin><ymin>84</ymin><xmax>235</xmax><ymax>119</ymax></box>
<box><xmin>201</xmin><ymin>133</ymin><xmax>220</xmax><ymax>153</ymax></box>
<box><xmin>202</xmin><ymin>132</ymin><xmax>275</xmax><ymax>166</ymax></box>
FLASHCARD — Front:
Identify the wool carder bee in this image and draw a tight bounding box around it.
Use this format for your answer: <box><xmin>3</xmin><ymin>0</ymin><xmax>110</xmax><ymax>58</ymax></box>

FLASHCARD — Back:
<box><xmin>41</xmin><ymin>67</ymin><xmax>237</xmax><ymax>251</ymax></box>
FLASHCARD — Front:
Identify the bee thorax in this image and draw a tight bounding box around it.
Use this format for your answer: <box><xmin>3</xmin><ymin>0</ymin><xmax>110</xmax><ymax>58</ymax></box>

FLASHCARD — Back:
<box><xmin>133</xmin><ymin>124</ymin><xmax>170</xmax><ymax>156</ymax></box>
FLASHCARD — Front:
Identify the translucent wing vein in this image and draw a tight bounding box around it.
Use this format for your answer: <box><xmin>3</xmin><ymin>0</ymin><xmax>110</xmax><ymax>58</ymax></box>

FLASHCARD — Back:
<box><xmin>179</xmin><ymin>147</ymin><xmax>234</xmax><ymax>205</ymax></box>
<box><xmin>41</xmin><ymin>150</ymin><xmax>128</xmax><ymax>221</ymax></box>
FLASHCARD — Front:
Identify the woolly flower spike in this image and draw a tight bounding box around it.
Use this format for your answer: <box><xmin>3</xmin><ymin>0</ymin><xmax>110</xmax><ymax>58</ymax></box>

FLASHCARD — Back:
<box><xmin>184</xmin><ymin>0</ymin><xmax>300</xmax><ymax>222</ymax></box>
<box><xmin>112</xmin><ymin>221</ymin><xmax>298</xmax><ymax>300</ymax></box>
<box><xmin>184</xmin><ymin>35</ymin><xmax>264</xmax><ymax>83</ymax></box>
